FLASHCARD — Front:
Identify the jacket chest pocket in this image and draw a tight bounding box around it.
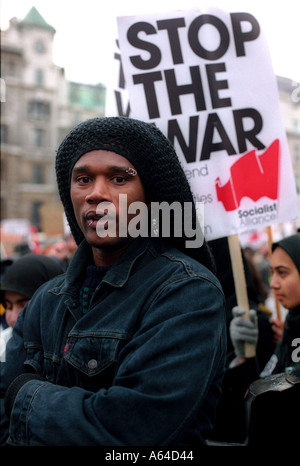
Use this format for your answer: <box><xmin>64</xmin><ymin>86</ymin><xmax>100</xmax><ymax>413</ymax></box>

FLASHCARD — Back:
<box><xmin>63</xmin><ymin>333</ymin><xmax>126</xmax><ymax>390</ymax></box>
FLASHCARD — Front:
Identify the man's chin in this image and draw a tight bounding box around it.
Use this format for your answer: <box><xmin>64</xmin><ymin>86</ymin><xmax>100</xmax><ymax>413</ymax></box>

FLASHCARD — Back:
<box><xmin>87</xmin><ymin>235</ymin><xmax>133</xmax><ymax>252</ymax></box>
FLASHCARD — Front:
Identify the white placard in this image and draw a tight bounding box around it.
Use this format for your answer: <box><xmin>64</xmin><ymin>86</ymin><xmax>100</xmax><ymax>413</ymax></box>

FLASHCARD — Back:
<box><xmin>117</xmin><ymin>8</ymin><xmax>298</xmax><ymax>240</ymax></box>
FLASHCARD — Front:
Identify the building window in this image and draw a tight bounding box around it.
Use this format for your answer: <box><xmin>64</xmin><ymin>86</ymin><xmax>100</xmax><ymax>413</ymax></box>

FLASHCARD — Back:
<box><xmin>292</xmin><ymin>119</ymin><xmax>300</xmax><ymax>133</ymax></box>
<box><xmin>73</xmin><ymin>113</ymin><xmax>81</xmax><ymax>125</ymax></box>
<box><xmin>28</xmin><ymin>100</ymin><xmax>50</xmax><ymax>119</ymax></box>
<box><xmin>33</xmin><ymin>128</ymin><xmax>45</xmax><ymax>147</ymax></box>
<box><xmin>2</xmin><ymin>60</ymin><xmax>18</xmax><ymax>78</ymax></box>
<box><xmin>294</xmin><ymin>145</ymin><xmax>300</xmax><ymax>164</ymax></box>
<box><xmin>35</xmin><ymin>40</ymin><xmax>46</xmax><ymax>54</ymax></box>
<box><xmin>31</xmin><ymin>201</ymin><xmax>42</xmax><ymax>230</ymax></box>
<box><xmin>35</xmin><ymin>69</ymin><xmax>44</xmax><ymax>87</ymax></box>
<box><xmin>0</xmin><ymin>77</ymin><xmax>6</xmax><ymax>102</ymax></box>
<box><xmin>295</xmin><ymin>174</ymin><xmax>300</xmax><ymax>194</ymax></box>
<box><xmin>1</xmin><ymin>124</ymin><xmax>8</xmax><ymax>143</ymax></box>
<box><xmin>33</xmin><ymin>164</ymin><xmax>44</xmax><ymax>183</ymax></box>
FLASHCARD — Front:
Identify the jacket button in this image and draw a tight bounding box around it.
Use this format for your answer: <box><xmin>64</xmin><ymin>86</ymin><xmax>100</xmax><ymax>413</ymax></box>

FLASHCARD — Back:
<box><xmin>88</xmin><ymin>359</ymin><xmax>98</xmax><ymax>369</ymax></box>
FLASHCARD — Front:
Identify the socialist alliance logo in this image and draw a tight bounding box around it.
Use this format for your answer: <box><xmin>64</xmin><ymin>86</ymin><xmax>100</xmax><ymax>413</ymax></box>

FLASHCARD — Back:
<box><xmin>215</xmin><ymin>139</ymin><xmax>280</xmax><ymax>211</ymax></box>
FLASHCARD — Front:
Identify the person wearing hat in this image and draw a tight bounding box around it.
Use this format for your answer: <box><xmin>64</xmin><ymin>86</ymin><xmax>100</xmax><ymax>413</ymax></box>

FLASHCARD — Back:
<box><xmin>261</xmin><ymin>233</ymin><xmax>300</xmax><ymax>375</ymax></box>
<box><xmin>204</xmin><ymin>233</ymin><xmax>300</xmax><ymax>445</ymax></box>
<box><xmin>229</xmin><ymin>233</ymin><xmax>300</xmax><ymax>377</ymax></box>
<box><xmin>0</xmin><ymin>254</ymin><xmax>64</xmax><ymax>361</ymax></box>
<box><xmin>223</xmin><ymin>233</ymin><xmax>300</xmax><ymax>445</ymax></box>
<box><xmin>0</xmin><ymin>117</ymin><xmax>226</xmax><ymax>446</ymax></box>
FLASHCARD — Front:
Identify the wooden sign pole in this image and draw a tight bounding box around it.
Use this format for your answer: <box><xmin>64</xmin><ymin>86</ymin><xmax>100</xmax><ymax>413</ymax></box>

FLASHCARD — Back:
<box><xmin>266</xmin><ymin>225</ymin><xmax>281</xmax><ymax>321</ymax></box>
<box><xmin>228</xmin><ymin>234</ymin><xmax>256</xmax><ymax>358</ymax></box>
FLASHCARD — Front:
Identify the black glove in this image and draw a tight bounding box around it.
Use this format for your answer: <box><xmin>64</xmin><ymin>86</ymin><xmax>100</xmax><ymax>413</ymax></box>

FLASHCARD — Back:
<box><xmin>4</xmin><ymin>373</ymin><xmax>44</xmax><ymax>417</ymax></box>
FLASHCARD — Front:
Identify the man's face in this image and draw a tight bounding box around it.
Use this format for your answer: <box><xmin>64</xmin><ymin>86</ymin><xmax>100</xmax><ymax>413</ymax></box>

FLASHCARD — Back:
<box><xmin>70</xmin><ymin>150</ymin><xmax>147</xmax><ymax>263</ymax></box>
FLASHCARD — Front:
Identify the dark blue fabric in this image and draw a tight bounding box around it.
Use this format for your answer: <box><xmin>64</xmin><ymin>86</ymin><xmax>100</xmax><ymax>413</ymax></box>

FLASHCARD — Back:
<box><xmin>0</xmin><ymin>237</ymin><xmax>226</xmax><ymax>446</ymax></box>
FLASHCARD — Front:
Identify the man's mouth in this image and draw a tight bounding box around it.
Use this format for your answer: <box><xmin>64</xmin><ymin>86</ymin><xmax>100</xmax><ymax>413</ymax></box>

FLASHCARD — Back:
<box><xmin>85</xmin><ymin>211</ymin><xmax>115</xmax><ymax>231</ymax></box>
<box><xmin>86</xmin><ymin>212</ymin><xmax>104</xmax><ymax>228</ymax></box>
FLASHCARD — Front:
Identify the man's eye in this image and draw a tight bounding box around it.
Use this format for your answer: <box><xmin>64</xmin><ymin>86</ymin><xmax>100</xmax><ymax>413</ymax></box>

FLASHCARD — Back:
<box><xmin>77</xmin><ymin>176</ymin><xmax>91</xmax><ymax>184</ymax></box>
<box><xmin>112</xmin><ymin>176</ymin><xmax>127</xmax><ymax>184</ymax></box>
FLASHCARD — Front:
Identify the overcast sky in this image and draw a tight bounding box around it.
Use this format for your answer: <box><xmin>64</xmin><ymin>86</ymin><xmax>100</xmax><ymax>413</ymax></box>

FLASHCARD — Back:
<box><xmin>1</xmin><ymin>0</ymin><xmax>299</xmax><ymax>86</ymax></box>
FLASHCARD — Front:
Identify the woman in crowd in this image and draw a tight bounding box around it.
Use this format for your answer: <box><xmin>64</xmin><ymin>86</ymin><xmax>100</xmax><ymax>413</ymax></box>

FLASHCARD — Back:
<box><xmin>209</xmin><ymin>232</ymin><xmax>300</xmax><ymax>443</ymax></box>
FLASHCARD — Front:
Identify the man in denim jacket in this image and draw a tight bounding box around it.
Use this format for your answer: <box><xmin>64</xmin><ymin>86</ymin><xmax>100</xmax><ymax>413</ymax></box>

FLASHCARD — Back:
<box><xmin>0</xmin><ymin>117</ymin><xmax>226</xmax><ymax>446</ymax></box>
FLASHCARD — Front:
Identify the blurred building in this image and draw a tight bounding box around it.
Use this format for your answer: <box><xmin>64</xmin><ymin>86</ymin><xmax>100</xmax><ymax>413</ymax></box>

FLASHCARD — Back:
<box><xmin>277</xmin><ymin>76</ymin><xmax>300</xmax><ymax>195</ymax></box>
<box><xmin>0</xmin><ymin>7</ymin><xmax>106</xmax><ymax>231</ymax></box>
<box><xmin>276</xmin><ymin>75</ymin><xmax>300</xmax><ymax>233</ymax></box>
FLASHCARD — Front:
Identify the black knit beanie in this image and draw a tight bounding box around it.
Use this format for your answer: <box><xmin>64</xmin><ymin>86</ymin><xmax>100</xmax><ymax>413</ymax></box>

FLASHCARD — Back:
<box><xmin>272</xmin><ymin>233</ymin><xmax>300</xmax><ymax>274</ymax></box>
<box><xmin>0</xmin><ymin>254</ymin><xmax>64</xmax><ymax>301</ymax></box>
<box><xmin>55</xmin><ymin>116</ymin><xmax>215</xmax><ymax>272</ymax></box>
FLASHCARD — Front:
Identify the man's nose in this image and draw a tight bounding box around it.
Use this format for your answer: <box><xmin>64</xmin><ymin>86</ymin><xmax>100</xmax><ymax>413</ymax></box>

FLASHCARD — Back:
<box><xmin>85</xmin><ymin>178</ymin><xmax>110</xmax><ymax>203</ymax></box>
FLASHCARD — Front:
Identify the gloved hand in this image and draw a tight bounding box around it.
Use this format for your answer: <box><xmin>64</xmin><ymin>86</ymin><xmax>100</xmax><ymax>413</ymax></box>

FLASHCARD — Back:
<box><xmin>4</xmin><ymin>373</ymin><xmax>44</xmax><ymax>417</ymax></box>
<box><xmin>229</xmin><ymin>306</ymin><xmax>258</xmax><ymax>358</ymax></box>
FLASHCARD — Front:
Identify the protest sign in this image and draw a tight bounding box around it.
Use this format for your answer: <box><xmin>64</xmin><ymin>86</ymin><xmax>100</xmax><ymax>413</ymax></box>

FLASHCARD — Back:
<box><xmin>116</xmin><ymin>7</ymin><xmax>298</xmax><ymax>241</ymax></box>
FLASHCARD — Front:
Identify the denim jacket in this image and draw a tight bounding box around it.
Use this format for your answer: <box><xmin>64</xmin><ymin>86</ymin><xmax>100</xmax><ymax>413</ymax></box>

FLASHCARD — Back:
<box><xmin>0</xmin><ymin>237</ymin><xmax>226</xmax><ymax>446</ymax></box>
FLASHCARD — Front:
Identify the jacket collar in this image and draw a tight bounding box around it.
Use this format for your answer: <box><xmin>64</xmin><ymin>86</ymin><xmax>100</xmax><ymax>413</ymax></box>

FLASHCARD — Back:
<box><xmin>58</xmin><ymin>237</ymin><xmax>151</xmax><ymax>294</ymax></box>
<box><xmin>102</xmin><ymin>237</ymin><xmax>151</xmax><ymax>288</ymax></box>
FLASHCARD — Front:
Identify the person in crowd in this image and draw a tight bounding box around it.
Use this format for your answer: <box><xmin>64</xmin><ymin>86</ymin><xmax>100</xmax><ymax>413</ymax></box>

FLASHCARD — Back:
<box><xmin>209</xmin><ymin>232</ymin><xmax>300</xmax><ymax>444</ymax></box>
<box><xmin>257</xmin><ymin>233</ymin><xmax>300</xmax><ymax>376</ymax></box>
<box><xmin>65</xmin><ymin>232</ymin><xmax>78</xmax><ymax>261</ymax></box>
<box><xmin>229</xmin><ymin>233</ymin><xmax>300</xmax><ymax>377</ymax></box>
<box><xmin>0</xmin><ymin>254</ymin><xmax>65</xmax><ymax>361</ymax></box>
<box><xmin>0</xmin><ymin>258</ymin><xmax>13</xmax><ymax>332</ymax></box>
<box><xmin>0</xmin><ymin>116</ymin><xmax>226</xmax><ymax>446</ymax></box>
<box><xmin>209</xmin><ymin>238</ymin><xmax>275</xmax><ymax>370</ymax></box>
<box><xmin>228</xmin><ymin>233</ymin><xmax>300</xmax><ymax>445</ymax></box>
<box><xmin>12</xmin><ymin>242</ymin><xmax>32</xmax><ymax>259</ymax></box>
<box><xmin>43</xmin><ymin>234</ymin><xmax>77</xmax><ymax>271</ymax></box>
<box><xmin>208</xmin><ymin>237</ymin><xmax>276</xmax><ymax>442</ymax></box>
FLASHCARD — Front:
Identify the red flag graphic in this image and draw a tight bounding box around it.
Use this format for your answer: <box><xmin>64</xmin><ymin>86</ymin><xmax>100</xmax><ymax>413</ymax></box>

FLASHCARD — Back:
<box><xmin>215</xmin><ymin>139</ymin><xmax>280</xmax><ymax>211</ymax></box>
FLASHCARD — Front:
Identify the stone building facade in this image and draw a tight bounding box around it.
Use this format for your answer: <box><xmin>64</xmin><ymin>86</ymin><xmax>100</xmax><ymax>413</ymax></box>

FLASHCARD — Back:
<box><xmin>0</xmin><ymin>7</ymin><xmax>106</xmax><ymax>232</ymax></box>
